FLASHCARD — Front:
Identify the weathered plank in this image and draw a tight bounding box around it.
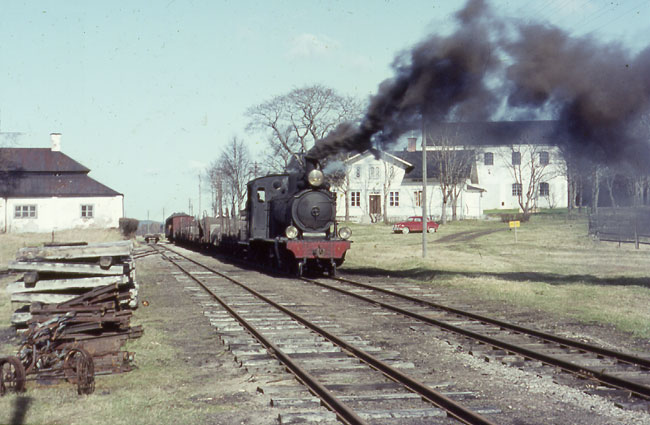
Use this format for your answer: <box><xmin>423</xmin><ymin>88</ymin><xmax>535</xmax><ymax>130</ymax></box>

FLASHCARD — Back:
<box><xmin>11</xmin><ymin>311</ymin><xmax>32</xmax><ymax>325</ymax></box>
<box><xmin>9</xmin><ymin>261</ymin><xmax>126</xmax><ymax>276</ymax></box>
<box><xmin>11</xmin><ymin>292</ymin><xmax>79</xmax><ymax>304</ymax></box>
<box><xmin>16</xmin><ymin>240</ymin><xmax>133</xmax><ymax>261</ymax></box>
<box><xmin>6</xmin><ymin>275</ymin><xmax>129</xmax><ymax>294</ymax></box>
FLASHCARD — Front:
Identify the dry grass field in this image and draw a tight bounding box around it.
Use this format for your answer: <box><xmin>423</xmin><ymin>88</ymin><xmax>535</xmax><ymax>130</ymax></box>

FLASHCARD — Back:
<box><xmin>0</xmin><ymin>216</ymin><xmax>649</xmax><ymax>424</ymax></box>
<box><xmin>343</xmin><ymin>213</ymin><xmax>650</xmax><ymax>338</ymax></box>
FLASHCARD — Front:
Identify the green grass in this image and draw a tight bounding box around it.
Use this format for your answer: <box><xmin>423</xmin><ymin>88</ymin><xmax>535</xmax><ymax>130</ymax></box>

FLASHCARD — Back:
<box><xmin>343</xmin><ymin>214</ymin><xmax>650</xmax><ymax>338</ymax></box>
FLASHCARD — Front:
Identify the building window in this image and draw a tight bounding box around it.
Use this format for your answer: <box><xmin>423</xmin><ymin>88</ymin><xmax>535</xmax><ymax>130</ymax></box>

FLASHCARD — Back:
<box><xmin>512</xmin><ymin>183</ymin><xmax>522</xmax><ymax>196</ymax></box>
<box><xmin>369</xmin><ymin>166</ymin><xmax>381</xmax><ymax>179</ymax></box>
<box><xmin>81</xmin><ymin>205</ymin><xmax>94</xmax><ymax>218</ymax></box>
<box><xmin>15</xmin><ymin>205</ymin><xmax>37</xmax><ymax>218</ymax></box>
<box><xmin>484</xmin><ymin>152</ymin><xmax>494</xmax><ymax>165</ymax></box>
<box><xmin>539</xmin><ymin>182</ymin><xmax>550</xmax><ymax>196</ymax></box>
<box><xmin>355</xmin><ymin>166</ymin><xmax>361</xmax><ymax>178</ymax></box>
<box><xmin>414</xmin><ymin>190</ymin><xmax>422</xmax><ymax>207</ymax></box>
<box><xmin>539</xmin><ymin>151</ymin><xmax>549</xmax><ymax>165</ymax></box>
<box><xmin>512</xmin><ymin>151</ymin><xmax>521</xmax><ymax>165</ymax></box>
<box><xmin>351</xmin><ymin>191</ymin><xmax>361</xmax><ymax>207</ymax></box>
<box><xmin>390</xmin><ymin>191</ymin><xmax>399</xmax><ymax>207</ymax></box>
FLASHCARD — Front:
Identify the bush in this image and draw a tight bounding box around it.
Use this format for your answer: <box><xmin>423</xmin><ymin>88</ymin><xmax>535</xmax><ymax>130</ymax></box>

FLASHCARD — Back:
<box><xmin>499</xmin><ymin>213</ymin><xmax>530</xmax><ymax>223</ymax></box>
<box><xmin>119</xmin><ymin>218</ymin><xmax>139</xmax><ymax>238</ymax></box>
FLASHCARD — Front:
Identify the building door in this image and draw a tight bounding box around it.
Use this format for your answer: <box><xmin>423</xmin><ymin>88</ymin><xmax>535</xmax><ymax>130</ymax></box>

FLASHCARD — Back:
<box><xmin>369</xmin><ymin>195</ymin><xmax>381</xmax><ymax>222</ymax></box>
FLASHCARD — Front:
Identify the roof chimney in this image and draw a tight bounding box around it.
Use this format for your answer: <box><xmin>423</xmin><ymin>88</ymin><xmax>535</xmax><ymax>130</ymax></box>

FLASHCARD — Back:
<box><xmin>50</xmin><ymin>133</ymin><xmax>61</xmax><ymax>152</ymax></box>
<box><xmin>407</xmin><ymin>137</ymin><xmax>417</xmax><ymax>152</ymax></box>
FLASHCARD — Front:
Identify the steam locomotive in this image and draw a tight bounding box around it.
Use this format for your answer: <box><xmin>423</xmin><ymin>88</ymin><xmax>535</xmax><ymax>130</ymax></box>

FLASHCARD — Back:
<box><xmin>165</xmin><ymin>156</ymin><xmax>352</xmax><ymax>276</ymax></box>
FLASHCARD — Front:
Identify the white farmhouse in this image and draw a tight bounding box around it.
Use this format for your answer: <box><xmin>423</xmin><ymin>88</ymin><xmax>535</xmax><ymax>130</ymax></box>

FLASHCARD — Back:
<box><xmin>0</xmin><ymin>133</ymin><xmax>124</xmax><ymax>233</ymax></box>
<box><xmin>334</xmin><ymin>121</ymin><xmax>568</xmax><ymax>223</ymax></box>
<box><xmin>429</xmin><ymin>121</ymin><xmax>568</xmax><ymax>212</ymax></box>
<box><xmin>336</xmin><ymin>148</ymin><xmax>483</xmax><ymax>223</ymax></box>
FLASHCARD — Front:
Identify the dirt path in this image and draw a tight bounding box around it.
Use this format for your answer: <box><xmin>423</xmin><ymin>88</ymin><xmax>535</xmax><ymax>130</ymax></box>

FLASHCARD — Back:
<box><xmin>434</xmin><ymin>228</ymin><xmax>503</xmax><ymax>243</ymax></box>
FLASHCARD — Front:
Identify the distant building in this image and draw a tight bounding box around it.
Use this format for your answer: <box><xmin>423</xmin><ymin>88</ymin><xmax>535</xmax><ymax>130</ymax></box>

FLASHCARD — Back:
<box><xmin>0</xmin><ymin>133</ymin><xmax>124</xmax><ymax>233</ymax></box>
<box><xmin>334</xmin><ymin>121</ymin><xmax>568</xmax><ymax>222</ymax></box>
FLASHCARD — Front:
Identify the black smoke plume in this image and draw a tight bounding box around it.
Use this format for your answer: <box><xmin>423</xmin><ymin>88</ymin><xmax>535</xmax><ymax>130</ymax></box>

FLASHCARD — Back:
<box><xmin>307</xmin><ymin>0</ymin><xmax>650</xmax><ymax>168</ymax></box>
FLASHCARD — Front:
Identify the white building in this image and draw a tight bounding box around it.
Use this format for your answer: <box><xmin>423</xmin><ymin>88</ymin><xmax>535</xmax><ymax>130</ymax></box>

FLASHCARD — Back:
<box><xmin>334</xmin><ymin>121</ymin><xmax>568</xmax><ymax>223</ymax></box>
<box><xmin>0</xmin><ymin>134</ymin><xmax>124</xmax><ymax>233</ymax></box>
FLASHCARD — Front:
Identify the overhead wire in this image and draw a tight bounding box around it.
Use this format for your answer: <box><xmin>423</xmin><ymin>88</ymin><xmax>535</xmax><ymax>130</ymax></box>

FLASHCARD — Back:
<box><xmin>586</xmin><ymin>0</ymin><xmax>649</xmax><ymax>35</ymax></box>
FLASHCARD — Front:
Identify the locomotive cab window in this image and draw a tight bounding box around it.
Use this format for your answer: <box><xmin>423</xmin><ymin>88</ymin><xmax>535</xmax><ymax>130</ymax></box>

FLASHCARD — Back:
<box><xmin>256</xmin><ymin>188</ymin><xmax>266</xmax><ymax>202</ymax></box>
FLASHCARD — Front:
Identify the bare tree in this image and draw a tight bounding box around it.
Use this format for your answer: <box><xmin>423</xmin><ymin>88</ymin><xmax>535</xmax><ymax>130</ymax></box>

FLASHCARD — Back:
<box><xmin>602</xmin><ymin>167</ymin><xmax>619</xmax><ymax>208</ymax></box>
<box><xmin>206</xmin><ymin>160</ymin><xmax>225</xmax><ymax>216</ymax></box>
<box><xmin>325</xmin><ymin>154</ymin><xmax>353</xmax><ymax>222</ymax></box>
<box><xmin>505</xmin><ymin>143</ymin><xmax>555</xmax><ymax>216</ymax></box>
<box><xmin>207</xmin><ymin>137</ymin><xmax>254</xmax><ymax>223</ymax></box>
<box><xmin>382</xmin><ymin>160</ymin><xmax>397</xmax><ymax>224</ymax></box>
<box><xmin>246</xmin><ymin>85</ymin><xmax>363</xmax><ymax>171</ymax></box>
<box><xmin>426</xmin><ymin>128</ymin><xmax>475</xmax><ymax>223</ymax></box>
<box><xmin>590</xmin><ymin>163</ymin><xmax>603</xmax><ymax>213</ymax></box>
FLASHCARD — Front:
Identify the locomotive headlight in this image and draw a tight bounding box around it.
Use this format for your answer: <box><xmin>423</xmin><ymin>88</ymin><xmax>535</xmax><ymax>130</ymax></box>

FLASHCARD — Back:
<box><xmin>285</xmin><ymin>225</ymin><xmax>299</xmax><ymax>239</ymax></box>
<box><xmin>307</xmin><ymin>169</ymin><xmax>324</xmax><ymax>187</ymax></box>
<box><xmin>338</xmin><ymin>226</ymin><xmax>352</xmax><ymax>240</ymax></box>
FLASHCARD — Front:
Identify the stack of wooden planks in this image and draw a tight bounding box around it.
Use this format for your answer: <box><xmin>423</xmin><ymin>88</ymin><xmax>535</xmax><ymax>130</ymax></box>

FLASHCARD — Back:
<box><xmin>6</xmin><ymin>241</ymin><xmax>142</xmax><ymax>374</ymax></box>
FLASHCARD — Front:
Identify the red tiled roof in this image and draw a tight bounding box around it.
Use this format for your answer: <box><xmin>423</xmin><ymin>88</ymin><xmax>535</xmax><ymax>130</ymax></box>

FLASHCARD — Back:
<box><xmin>0</xmin><ymin>148</ymin><xmax>89</xmax><ymax>173</ymax></box>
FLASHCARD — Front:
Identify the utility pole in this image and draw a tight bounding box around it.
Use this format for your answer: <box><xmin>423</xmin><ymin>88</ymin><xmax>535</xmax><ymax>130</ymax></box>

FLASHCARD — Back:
<box><xmin>198</xmin><ymin>173</ymin><xmax>202</xmax><ymax>218</ymax></box>
<box><xmin>421</xmin><ymin>126</ymin><xmax>427</xmax><ymax>259</ymax></box>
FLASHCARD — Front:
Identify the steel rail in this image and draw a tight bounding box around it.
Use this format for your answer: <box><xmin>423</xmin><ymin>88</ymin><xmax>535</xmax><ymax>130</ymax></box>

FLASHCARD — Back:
<box><xmin>161</xmin><ymin>246</ymin><xmax>497</xmax><ymax>425</ymax></box>
<box><xmin>333</xmin><ymin>276</ymin><xmax>650</xmax><ymax>370</ymax></box>
<box><xmin>157</xmin><ymin>249</ymin><xmax>367</xmax><ymax>425</ymax></box>
<box><xmin>301</xmin><ymin>276</ymin><xmax>650</xmax><ymax>400</ymax></box>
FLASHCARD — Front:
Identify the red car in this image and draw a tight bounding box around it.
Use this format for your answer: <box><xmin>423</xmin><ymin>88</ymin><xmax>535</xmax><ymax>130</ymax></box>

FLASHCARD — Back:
<box><xmin>392</xmin><ymin>216</ymin><xmax>439</xmax><ymax>234</ymax></box>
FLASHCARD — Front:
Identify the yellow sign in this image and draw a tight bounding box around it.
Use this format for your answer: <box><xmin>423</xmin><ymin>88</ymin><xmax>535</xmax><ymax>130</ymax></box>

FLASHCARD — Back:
<box><xmin>509</xmin><ymin>220</ymin><xmax>520</xmax><ymax>228</ymax></box>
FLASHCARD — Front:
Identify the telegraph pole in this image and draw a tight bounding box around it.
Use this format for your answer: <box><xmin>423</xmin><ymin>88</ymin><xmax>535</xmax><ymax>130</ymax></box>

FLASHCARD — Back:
<box><xmin>421</xmin><ymin>126</ymin><xmax>427</xmax><ymax>259</ymax></box>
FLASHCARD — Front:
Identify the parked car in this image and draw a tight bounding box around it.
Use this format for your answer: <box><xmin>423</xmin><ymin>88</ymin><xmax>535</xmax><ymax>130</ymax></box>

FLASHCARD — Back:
<box><xmin>392</xmin><ymin>216</ymin><xmax>439</xmax><ymax>234</ymax></box>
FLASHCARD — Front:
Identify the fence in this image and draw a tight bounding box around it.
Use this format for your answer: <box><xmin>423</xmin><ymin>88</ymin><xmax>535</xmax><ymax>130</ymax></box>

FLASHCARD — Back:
<box><xmin>588</xmin><ymin>207</ymin><xmax>650</xmax><ymax>248</ymax></box>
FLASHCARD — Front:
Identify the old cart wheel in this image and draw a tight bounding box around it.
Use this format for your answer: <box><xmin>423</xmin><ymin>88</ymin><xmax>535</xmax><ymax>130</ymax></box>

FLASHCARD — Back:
<box><xmin>402</xmin><ymin>227</ymin><xmax>409</xmax><ymax>234</ymax></box>
<box><xmin>64</xmin><ymin>348</ymin><xmax>95</xmax><ymax>395</ymax></box>
<box><xmin>0</xmin><ymin>356</ymin><xmax>26</xmax><ymax>395</ymax></box>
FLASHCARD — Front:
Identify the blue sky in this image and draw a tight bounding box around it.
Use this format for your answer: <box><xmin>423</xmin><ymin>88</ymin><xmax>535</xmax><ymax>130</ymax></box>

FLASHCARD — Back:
<box><xmin>1</xmin><ymin>0</ymin><xmax>649</xmax><ymax>221</ymax></box>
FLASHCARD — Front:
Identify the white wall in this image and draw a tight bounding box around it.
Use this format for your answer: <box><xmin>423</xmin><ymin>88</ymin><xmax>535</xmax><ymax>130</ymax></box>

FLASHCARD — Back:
<box><xmin>335</xmin><ymin>153</ymin><xmax>409</xmax><ymax>222</ymax></box>
<box><xmin>475</xmin><ymin>145</ymin><xmax>567</xmax><ymax>211</ymax></box>
<box><xmin>0</xmin><ymin>198</ymin><xmax>5</xmax><ymax>233</ymax></box>
<box><xmin>4</xmin><ymin>196</ymin><xmax>123</xmax><ymax>233</ymax></box>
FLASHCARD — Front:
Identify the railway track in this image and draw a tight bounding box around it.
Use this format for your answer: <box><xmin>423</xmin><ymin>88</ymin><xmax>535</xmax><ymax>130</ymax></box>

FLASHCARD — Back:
<box><xmin>154</xmin><ymin>244</ymin><xmax>501</xmax><ymax>425</ymax></box>
<box><xmin>302</xmin><ymin>274</ymin><xmax>650</xmax><ymax>409</ymax></box>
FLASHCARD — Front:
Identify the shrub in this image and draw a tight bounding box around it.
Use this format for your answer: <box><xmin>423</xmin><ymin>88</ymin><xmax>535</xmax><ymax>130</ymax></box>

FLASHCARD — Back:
<box><xmin>499</xmin><ymin>213</ymin><xmax>530</xmax><ymax>223</ymax></box>
<box><xmin>119</xmin><ymin>218</ymin><xmax>139</xmax><ymax>238</ymax></box>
